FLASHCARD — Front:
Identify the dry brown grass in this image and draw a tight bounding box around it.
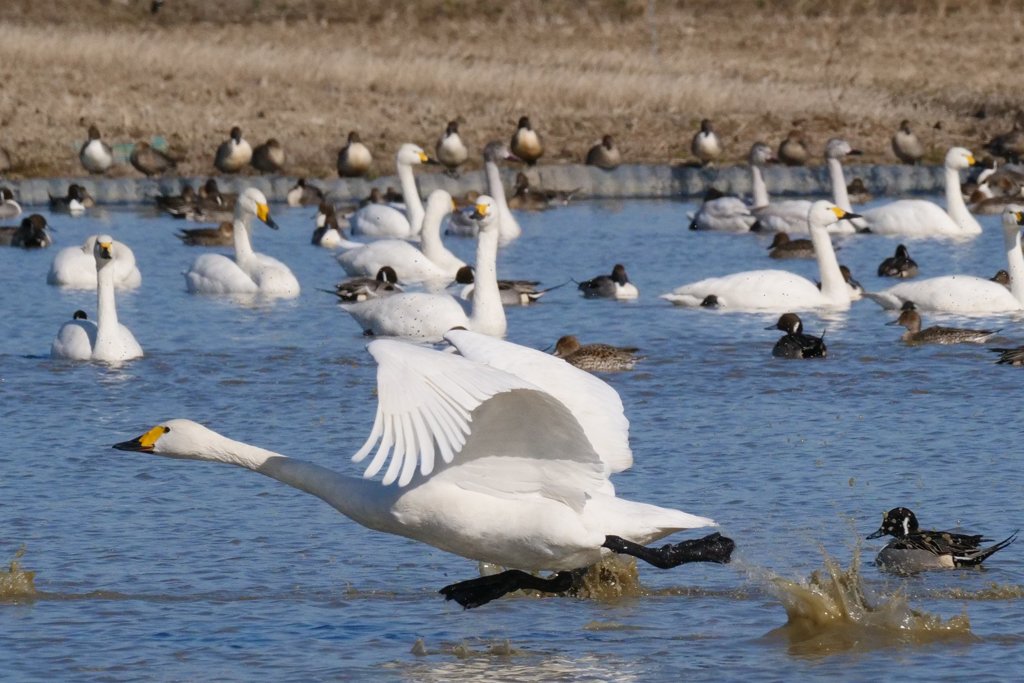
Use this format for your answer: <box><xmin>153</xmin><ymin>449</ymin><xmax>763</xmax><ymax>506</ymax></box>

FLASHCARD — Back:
<box><xmin>1</xmin><ymin>0</ymin><xmax>1023</xmax><ymax>178</ymax></box>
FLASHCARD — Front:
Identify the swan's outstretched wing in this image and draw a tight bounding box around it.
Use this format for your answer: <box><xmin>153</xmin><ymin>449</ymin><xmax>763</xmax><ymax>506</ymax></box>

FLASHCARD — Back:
<box><xmin>444</xmin><ymin>329</ymin><xmax>632</xmax><ymax>474</ymax></box>
<box><xmin>353</xmin><ymin>339</ymin><xmax>605</xmax><ymax>493</ymax></box>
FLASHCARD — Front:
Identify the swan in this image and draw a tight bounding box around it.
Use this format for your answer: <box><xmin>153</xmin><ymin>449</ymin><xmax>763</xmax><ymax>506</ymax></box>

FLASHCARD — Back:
<box><xmin>349</xmin><ymin>144</ymin><xmax>432</xmax><ymax>238</ymax></box>
<box><xmin>48</xmin><ymin>235</ymin><xmax>141</xmax><ymax>289</ymax></box>
<box><xmin>337</xmin><ymin>190</ymin><xmax>464</xmax><ymax>283</ymax></box>
<box><xmin>864</xmin><ymin>205</ymin><xmax>1024</xmax><ymax>313</ymax></box>
<box><xmin>185</xmin><ymin>187</ymin><xmax>300</xmax><ymax>299</ymax></box>
<box><xmin>662</xmin><ymin>201</ymin><xmax>858</xmax><ymax>311</ymax></box>
<box><xmin>446</xmin><ymin>142</ymin><xmax>523</xmax><ymax>244</ymax></box>
<box><xmin>688</xmin><ymin>188</ymin><xmax>756</xmax><ymax>232</ymax></box>
<box><xmin>213</xmin><ymin>126</ymin><xmax>252</xmax><ymax>173</ymax></box>
<box><xmin>112</xmin><ymin>329</ymin><xmax>733</xmax><ymax>609</ymax></box>
<box><xmin>339</xmin><ymin>196</ymin><xmax>505</xmax><ymax>340</ymax></box>
<box><xmin>50</xmin><ymin>235</ymin><xmax>143</xmax><ymax>362</ymax></box>
<box><xmin>747</xmin><ymin>142</ymin><xmax>818</xmax><ymax>235</ymax></box>
<box><xmin>79</xmin><ymin>124</ymin><xmax>113</xmax><ymax>174</ymax></box>
<box><xmin>859</xmin><ymin>147</ymin><xmax>982</xmax><ymax>237</ymax></box>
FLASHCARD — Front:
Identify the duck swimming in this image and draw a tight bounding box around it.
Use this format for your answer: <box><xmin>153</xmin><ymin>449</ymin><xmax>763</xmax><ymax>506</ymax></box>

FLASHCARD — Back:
<box><xmin>867</xmin><ymin>507</ymin><xmax>1016</xmax><ymax>573</ymax></box>
<box><xmin>877</xmin><ymin>244</ymin><xmax>919</xmax><ymax>278</ymax></box>
<box><xmin>886</xmin><ymin>303</ymin><xmax>999</xmax><ymax>344</ymax></box>
<box><xmin>553</xmin><ymin>335</ymin><xmax>642</xmax><ymax>372</ymax></box>
<box><xmin>0</xmin><ymin>214</ymin><xmax>51</xmax><ymax>248</ymax></box>
<box><xmin>454</xmin><ymin>265</ymin><xmax>547</xmax><ymax>306</ymax></box>
<box><xmin>113</xmin><ymin>328</ymin><xmax>733</xmax><ymax>609</ymax></box>
<box><xmin>765</xmin><ymin>313</ymin><xmax>826</xmax><ymax>359</ymax></box>
<box><xmin>578</xmin><ymin>264</ymin><xmax>639</xmax><ymax>300</ymax></box>
<box><xmin>330</xmin><ymin>266</ymin><xmax>402</xmax><ymax>302</ymax></box>
<box><xmin>176</xmin><ymin>221</ymin><xmax>234</xmax><ymax>247</ymax></box>
<box><xmin>767</xmin><ymin>232</ymin><xmax>814</xmax><ymax>259</ymax></box>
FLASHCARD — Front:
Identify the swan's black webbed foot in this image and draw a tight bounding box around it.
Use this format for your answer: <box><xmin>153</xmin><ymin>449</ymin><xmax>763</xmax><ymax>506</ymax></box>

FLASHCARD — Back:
<box><xmin>439</xmin><ymin>569</ymin><xmax>581</xmax><ymax>609</ymax></box>
<box><xmin>603</xmin><ymin>532</ymin><xmax>735</xmax><ymax>569</ymax></box>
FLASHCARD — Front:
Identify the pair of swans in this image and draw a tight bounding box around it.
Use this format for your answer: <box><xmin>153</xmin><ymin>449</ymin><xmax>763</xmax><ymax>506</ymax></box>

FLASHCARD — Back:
<box><xmin>337</xmin><ymin>190</ymin><xmax>465</xmax><ymax>284</ymax></box>
<box><xmin>185</xmin><ymin>188</ymin><xmax>300</xmax><ymax>299</ymax></box>
<box><xmin>114</xmin><ymin>328</ymin><xmax>733</xmax><ymax>609</ymax></box>
<box><xmin>865</xmin><ymin>205</ymin><xmax>1024</xmax><ymax>313</ymax></box>
<box><xmin>663</xmin><ymin>201</ymin><xmax>858</xmax><ymax>311</ymax></box>
<box><xmin>339</xmin><ymin>196</ymin><xmax>506</xmax><ymax>340</ymax></box>
<box><xmin>348</xmin><ymin>144</ymin><xmax>433</xmax><ymax>239</ymax></box>
<box><xmin>48</xmin><ymin>236</ymin><xmax>142</xmax><ymax>289</ymax></box>
<box><xmin>51</xmin><ymin>235</ymin><xmax>143</xmax><ymax>362</ymax></box>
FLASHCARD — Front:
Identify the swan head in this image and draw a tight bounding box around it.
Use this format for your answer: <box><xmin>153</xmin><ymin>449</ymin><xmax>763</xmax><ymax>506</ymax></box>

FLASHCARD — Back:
<box><xmin>825</xmin><ymin>138</ymin><xmax>862</xmax><ymax>159</ymax></box>
<box><xmin>1001</xmin><ymin>204</ymin><xmax>1024</xmax><ymax>231</ymax></box>
<box><xmin>114</xmin><ymin>419</ymin><xmax>223</xmax><ymax>462</ymax></box>
<box><xmin>484</xmin><ymin>141</ymin><xmax>518</xmax><ymax>163</ymax></box>
<box><xmin>397</xmin><ymin>143</ymin><xmax>434</xmax><ymax>166</ymax></box>
<box><xmin>807</xmin><ymin>200</ymin><xmax>860</xmax><ymax>230</ymax></box>
<box><xmin>425</xmin><ymin>188</ymin><xmax>455</xmax><ymax>216</ymax></box>
<box><xmin>467</xmin><ymin>195</ymin><xmax>498</xmax><ymax>228</ymax></box>
<box><xmin>766</xmin><ymin>313</ymin><xmax>803</xmax><ymax>335</ymax></box>
<box><xmin>748</xmin><ymin>142</ymin><xmax>774</xmax><ymax>166</ymax></box>
<box><xmin>236</xmin><ymin>187</ymin><xmax>278</xmax><ymax>229</ymax></box>
<box><xmin>944</xmin><ymin>146</ymin><xmax>977</xmax><ymax>170</ymax></box>
<box><xmin>93</xmin><ymin>234</ymin><xmax>116</xmax><ymax>267</ymax></box>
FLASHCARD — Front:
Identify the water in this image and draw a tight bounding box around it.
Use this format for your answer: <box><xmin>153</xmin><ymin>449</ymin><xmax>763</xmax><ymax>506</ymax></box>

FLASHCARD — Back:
<box><xmin>2</xmin><ymin>197</ymin><xmax>1023</xmax><ymax>681</ymax></box>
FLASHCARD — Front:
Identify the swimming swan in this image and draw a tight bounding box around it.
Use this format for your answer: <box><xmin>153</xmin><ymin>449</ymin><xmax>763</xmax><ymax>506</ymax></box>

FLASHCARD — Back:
<box><xmin>349</xmin><ymin>144</ymin><xmax>433</xmax><ymax>238</ymax></box>
<box><xmin>864</xmin><ymin>205</ymin><xmax>1024</xmax><ymax>313</ymax></box>
<box><xmin>185</xmin><ymin>187</ymin><xmax>300</xmax><ymax>298</ymax></box>
<box><xmin>340</xmin><ymin>196</ymin><xmax>505</xmax><ymax>340</ymax></box>
<box><xmin>47</xmin><ymin>235</ymin><xmax>141</xmax><ymax>290</ymax></box>
<box><xmin>113</xmin><ymin>329</ymin><xmax>733</xmax><ymax>609</ymax></box>
<box><xmin>662</xmin><ymin>201</ymin><xmax>858</xmax><ymax>311</ymax></box>
<box><xmin>51</xmin><ymin>235</ymin><xmax>143</xmax><ymax>362</ymax></box>
<box><xmin>337</xmin><ymin>190</ymin><xmax>464</xmax><ymax>283</ymax></box>
<box><xmin>859</xmin><ymin>147</ymin><xmax>982</xmax><ymax>238</ymax></box>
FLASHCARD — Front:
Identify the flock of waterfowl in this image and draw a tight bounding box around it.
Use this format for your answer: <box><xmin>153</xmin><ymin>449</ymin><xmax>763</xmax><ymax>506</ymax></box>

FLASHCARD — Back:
<box><xmin>5</xmin><ymin>112</ymin><xmax>1024</xmax><ymax>608</ymax></box>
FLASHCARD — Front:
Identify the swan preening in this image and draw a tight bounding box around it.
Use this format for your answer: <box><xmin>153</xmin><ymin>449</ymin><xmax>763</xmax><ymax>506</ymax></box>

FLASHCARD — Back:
<box><xmin>114</xmin><ymin>329</ymin><xmax>733</xmax><ymax>608</ymax></box>
<box><xmin>51</xmin><ymin>235</ymin><xmax>143</xmax><ymax>362</ymax></box>
<box><xmin>48</xmin><ymin>236</ymin><xmax>142</xmax><ymax>290</ymax></box>
<box><xmin>865</xmin><ymin>205</ymin><xmax>1024</xmax><ymax>313</ymax></box>
<box><xmin>664</xmin><ymin>201</ymin><xmax>858</xmax><ymax>311</ymax></box>
<box><xmin>349</xmin><ymin>143</ymin><xmax>434</xmax><ymax>238</ymax></box>
<box><xmin>185</xmin><ymin>188</ymin><xmax>300</xmax><ymax>299</ymax></box>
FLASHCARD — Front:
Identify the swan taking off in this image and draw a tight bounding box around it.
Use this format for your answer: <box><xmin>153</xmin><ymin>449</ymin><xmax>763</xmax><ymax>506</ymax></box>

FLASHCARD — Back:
<box><xmin>113</xmin><ymin>329</ymin><xmax>733</xmax><ymax>609</ymax></box>
<box><xmin>185</xmin><ymin>187</ymin><xmax>300</xmax><ymax>299</ymax></box>
<box><xmin>51</xmin><ymin>235</ymin><xmax>143</xmax><ymax>362</ymax></box>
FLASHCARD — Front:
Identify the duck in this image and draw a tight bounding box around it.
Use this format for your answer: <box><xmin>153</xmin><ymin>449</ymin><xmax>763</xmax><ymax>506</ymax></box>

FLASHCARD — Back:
<box><xmin>767</xmin><ymin>232</ymin><xmax>814</xmax><ymax>259</ymax></box>
<box><xmin>663</xmin><ymin>201</ymin><xmax>858</xmax><ymax>311</ymax></box>
<box><xmin>507</xmin><ymin>172</ymin><xmax>552</xmax><ymax>211</ymax></box>
<box><xmin>891</xmin><ymin>120</ymin><xmax>925</xmax><ymax>164</ymax></box>
<box><xmin>311</xmin><ymin>202</ymin><xmax>348</xmax><ymax>249</ymax></box>
<box><xmin>49</xmin><ymin>184</ymin><xmax>88</xmax><ymax>215</ymax></box>
<box><xmin>436</xmin><ymin>120</ymin><xmax>468</xmax><ymax>176</ymax></box>
<box><xmin>338</xmin><ymin>189</ymin><xmax>463</xmax><ymax>283</ymax></box>
<box><xmin>0</xmin><ymin>214</ymin><xmax>51</xmax><ymax>248</ymax></box>
<box><xmin>454</xmin><ymin>265</ymin><xmax>547</xmax><ymax>305</ymax></box>
<box><xmin>129</xmin><ymin>141</ymin><xmax>179</xmax><ymax>176</ymax></box>
<box><xmin>176</xmin><ymin>221</ymin><xmax>234</xmax><ymax>247</ymax></box>
<box><xmin>447</xmin><ymin>142</ymin><xmax>523</xmax><ymax>244</ymax></box>
<box><xmin>337</xmin><ymin>130</ymin><xmax>373</xmax><ymax>178</ymax></box>
<box><xmin>765</xmin><ymin>313</ymin><xmax>827</xmax><ymax>359</ymax></box>
<box><xmin>48</xmin><ymin>235</ymin><xmax>141</xmax><ymax>289</ymax></box>
<box><xmin>330</xmin><ymin>266</ymin><xmax>402</xmax><ymax>302</ymax></box>
<box><xmin>578</xmin><ymin>264</ymin><xmax>639</xmax><ymax>300</ymax></box>
<box><xmin>586</xmin><ymin>134</ymin><xmax>621</xmax><ymax>170</ymax></box>
<box><xmin>553</xmin><ymin>335</ymin><xmax>642</xmax><ymax>371</ymax></box>
<box><xmin>339</xmin><ymin>196</ymin><xmax>506</xmax><ymax>340</ymax></box>
<box><xmin>286</xmin><ymin>178</ymin><xmax>324</xmax><ymax>207</ymax></box>
<box><xmin>185</xmin><ymin>187</ymin><xmax>300</xmax><ymax>299</ymax></box>
<box><xmin>214</xmin><ymin>126</ymin><xmax>253</xmax><ymax>173</ymax></box>
<box><xmin>0</xmin><ymin>187</ymin><xmax>21</xmax><ymax>218</ymax></box>
<box><xmin>886</xmin><ymin>303</ymin><xmax>999</xmax><ymax>344</ymax></box>
<box><xmin>838</xmin><ymin>265</ymin><xmax>864</xmax><ymax>301</ymax></box>
<box><xmin>867</xmin><ymin>507</ymin><xmax>1016</xmax><ymax>572</ymax></box>
<box><xmin>992</xmin><ymin>345</ymin><xmax>1024</xmax><ymax>365</ymax></box>
<box><xmin>984</xmin><ymin>110</ymin><xmax>1024</xmax><ymax>163</ymax></box>
<box><xmin>349</xmin><ymin>143</ymin><xmax>433</xmax><ymax>238</ymax></box>
<box><xmin>688</xmin><ymin>188</ymin><xmax>757</xmax><ymax>232</ymax></box>
<box><xmin>992</xmin><ymin>269</ymin><xmax>1011</xmax><ymax>286</ymax></box>
<box><xmin>112</xmin><ymin>328</ymin><xmax>733</xmax><ymax>609</ymax></box>
<box><xmin>864</xmin><ymin>205</ymin><xmax>1024</xmax><ymax>313</ymax></box>
<box><xmin>858</xmin><ymin>147</ymin><xmax>982</xmax><ymax>237</ymax></box>
<box><xmin>155</xmin><ymin>184</ymin><xmax>196</xmax><ymax>216</ymax></box>
<box><xmin>846</xmin><ymin>177</ymin><xmax>873</xmax><ymax>204</ymax></box>
<box><xmin>79</xmin><ymin>124</ymin><xmax>114</xmax><ymax>174</ymax></box>
<box><xmin>50</xmin><ymin>235</ymin><xmax>143</xmax><ymax>363</ymax></box>
<box><xmin>511</xmin><ymin>115</ymin><xmax>543</xmax><ymax>165</ymax></box>
<box><xmin>251</xmin><ymin>138</ymin><xmax>285</xmax><ymax>174</ymax></box>
<box><xmin>877</xmin><ymin>244</ymin><xmax>919</xmax><ymax>278</ymax></box>
<box><xmin>777</xmin><ymin>129</ymin><xmax>809</xmax><ymax>166</ymax></box>
<box><xmin>691</xmin><ymin>119</ymin><xmax>722</xmax><ymax>166</ymax></box>
<box><xmin>189</xmin><ymin>178</ymin><xmax>237</xmax><ymax>221</ymax></box>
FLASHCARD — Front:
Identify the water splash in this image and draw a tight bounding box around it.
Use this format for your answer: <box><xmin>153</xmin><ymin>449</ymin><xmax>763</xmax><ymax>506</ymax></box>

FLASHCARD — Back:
<box><xmin>758</xmin><ymin>548</ymin><xmax>976</xmax><ymax>656</ymax></box>
<box><xmin>0</xmin><ymin>546</ymin><xmax>37</xmax><ymax>601</ymax></box>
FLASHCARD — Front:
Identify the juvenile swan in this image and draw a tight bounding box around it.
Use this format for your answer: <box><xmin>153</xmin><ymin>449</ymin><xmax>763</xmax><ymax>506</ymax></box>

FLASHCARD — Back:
<box><xmin>113</xmin><ymin>329</ymin><xmax>733</xmax><ymax>609</ymax></box>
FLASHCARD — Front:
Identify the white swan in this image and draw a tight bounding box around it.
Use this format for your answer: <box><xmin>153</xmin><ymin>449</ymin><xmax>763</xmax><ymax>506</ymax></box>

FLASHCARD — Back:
<box><xmin>860</xmin><ymin>147</ymin><xmax>982</xmax><ymax>238</ymax></box>
<box><xmin>51</xmin><ymin>236</ymin><xmax>143</xmax><ymax>362</ymax></box>
<box><xmin>340</xmin><ymin>196</ymin><xmax>505</xmax><ymax>340</ymax></box>
<box><xmin>687</xmin><ymin>189</ymin><xmax>756</xmax><ymax>232</ymax></box>
<box><xmin>113</xmin><ymin>329</ymin><xmax>732</xmax><ymax>609</ymax></box>
<box><xmin>349</xmin><ymin>144</ymin><xmax>432</xmax><ymax>238</ymax></box>
<box><xmin>864</xmin><ymin>205</ymin><xmax>1024</xmax><ymax>313</ymax></box>
<box><xmin>662</xmin><ymin>201</ymin><xmax>858</xmax><ymax>311</ymax></box>
<box><xmin>185</xmin><ymin>188</ymin><xmax>300</xmax><ymax>299</ymax></box>
<box><xmin>337</xmin><ymin>190</ymin><xmax>464</xmax><ymax>283</ymax></box>
<box><xmin>447</xmin><ymin>142</ymin><xmax>522</xmax><ymax>244</ymax></box>
<box><xmin>47</xmin><ymin>236</ymin><xmax>141</xmax><ymax>290</ymax></box>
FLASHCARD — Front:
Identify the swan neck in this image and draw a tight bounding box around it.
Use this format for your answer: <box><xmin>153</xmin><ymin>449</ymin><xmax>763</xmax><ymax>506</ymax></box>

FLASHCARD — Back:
<box><xmin>1005</xmin><ymin>226</ymin><xmax>1024</xmax><ymax>304</ymax></box>
<box><xmin>811</xmin><ymin>224</ymin><xmax>848</xmax><ymax>303</ymax></box>
<box><xmin>96</xmin><ymin>263</ymin><xmax>119</xmax><ymax>333</ymax></box>
<box><xmin>485</xmin><ymin>160</ymin><xmax>521</xmax><ymax>243</ymax></box>
<box><xmin>484</xmin><ymin>161</ymin><xmax>507</xmax><ymax>205</ymax></box>
<box><xmin>944</xmin><ymin>166</ymin><xmax>977</xmax><ymax>231</ymax></box>
<box><xmin>233</xmin><ymin>215</ymin><xmax>255</xmax><ymax>263</ymax></box>
<box><xmin>469</xmin><ymin>227</ymin><xmax>506</xmax><ymax>336</ymax></box>
<box><xmin>418</xmin><ymin>201</ymin><xmax>448</xmax><ymax>262</ymax></box>
<box><xmin>750</xmin><ymin>164</ymin><xmax>769</xmax><ymax>208</ymax></box>
<box><xmin>827</xmin><ymin>158</ymin><xmax>852</xmax><ymax>211</ymax></box>
<box><xmin>398</xmin><ymin>162</ymin><xmax>425</xmax><ymax>233</ymax></box>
